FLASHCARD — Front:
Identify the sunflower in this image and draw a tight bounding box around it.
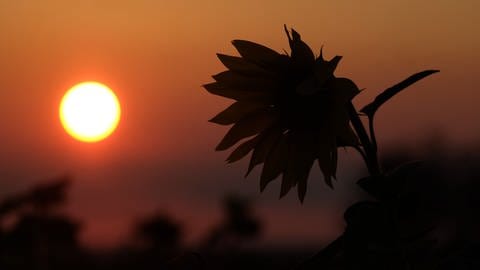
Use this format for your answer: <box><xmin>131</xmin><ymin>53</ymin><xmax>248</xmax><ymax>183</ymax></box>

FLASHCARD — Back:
<box><xmin>205</xmin><ymin>26</ymin><xmax>360</xmax><ymax>202</ymax></box>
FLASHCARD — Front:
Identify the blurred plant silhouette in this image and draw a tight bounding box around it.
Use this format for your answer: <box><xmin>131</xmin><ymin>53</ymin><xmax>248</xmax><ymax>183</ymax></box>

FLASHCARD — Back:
<box><xmin>204</xmin><ymin>195</ymin><xmax>261</xmax><ymax>250</ymax></box>
<box><xmin>0</xmin><ymin>176</ymin><xmax>85</xmax><ymax>270</ymax></box>
<box><xmin>134</xmin><ymin>213</ymin><xmax>182</xmax><ymax>253</ymax></box>
<box><xmin>205</xmin><ymin>26</ymin><xmax>441</xmax><ymax>269</ymax></box>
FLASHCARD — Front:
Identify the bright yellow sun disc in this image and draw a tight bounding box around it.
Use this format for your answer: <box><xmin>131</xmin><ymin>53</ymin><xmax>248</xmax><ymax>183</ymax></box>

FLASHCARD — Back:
<box><xmin>60</xmin><ymin>82</ymin><xmax>121</xmax><ymax>143</ymax></box>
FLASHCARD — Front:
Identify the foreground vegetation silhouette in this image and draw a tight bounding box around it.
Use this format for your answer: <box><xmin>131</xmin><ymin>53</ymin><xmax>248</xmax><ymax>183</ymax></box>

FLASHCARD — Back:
<box><xmin>0</xmin><ymin>179</ymin><xmax>272</xmax><ymax>269</ymax></box>
<box><xmin>3</xmin><ymin>149</ymin><xmax>480</xmax><ymax>269</ymax></box>
<box><xmin>0</xmin><ymin>176</ymin><xmax>85</xmax><ymax>270</ymax></box>
<box><xmin>201</xmin><ymin>26</ymin><xmax>480</xmax><ymax>269</ymax></box>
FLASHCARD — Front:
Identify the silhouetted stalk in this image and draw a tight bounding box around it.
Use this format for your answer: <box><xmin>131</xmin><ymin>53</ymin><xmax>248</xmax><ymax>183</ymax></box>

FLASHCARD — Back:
<box><xmin>368</xmin><ymin>115</ymin><xmax>378</xmax><ymax>153</ymax></box>
<box><xmin>352</xmin><ymin>145</ymin><xmax>369</xmax><ymax>168</ymax></box>
<box><xmin>347</xmin><ymin>102</ymin><xmax>380</xmax><ymax>176</ymax></box>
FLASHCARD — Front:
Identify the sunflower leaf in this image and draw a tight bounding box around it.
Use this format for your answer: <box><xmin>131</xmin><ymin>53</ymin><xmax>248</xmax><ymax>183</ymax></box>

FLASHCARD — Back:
<box><xmin>360</xmin><ymin>70</ymin><xmax>439</xmax><ymax>117</ymax></box>
<box><xmin>329</xmin><ymin>77</ymin><xmax>360</xmax><ymax>102</ymax></box>
<box><xmin>216</xmin><ymin>109</ymin><xmax>278</xmax><ymax>151</ymax></box>
<box><xmin>210</xmin><ymin>101</ymin><xmax>270</xmax><ymax>126</ymax></box>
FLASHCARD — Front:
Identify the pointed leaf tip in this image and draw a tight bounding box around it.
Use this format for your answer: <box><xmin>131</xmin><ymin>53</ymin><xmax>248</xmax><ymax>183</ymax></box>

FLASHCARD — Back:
<box><xmin>291</xmin><ymin>28</ymin><xmax>301</xmax><ymax>40</ymax></box>
<box><xmin>297</xmin><ymin>181</ymin><xmax>307</xmax><ymax>203</ymax></box>
<box><xmin>215</xmin><ymin>109</ymin><xmax>277</xmax><ymax>151</ymax></box>
<box><xmin>284</xmin><ymin>24</ymin><xmax>292</xmax><ymax>43</ymax></box>
<box><xmin>330</xmin><ymin>55</ymin><xmax>342</xmax><ymax>66</ymax></box>
<box><xmin>360</xmin><ymin>69</ymin><xmax>440</xmax><ymax>117</ymax></box>
<box><xmin>225</xmin><ymin>136</ymin><xmax>259</xmax><ymax>163</ymax></box>
<box><xmin>231</xmin><ymin>40</ymin><xmax>282</xmax><ymax>68</ymax></box>
<box><xmin>209</xmin><ymin>101</ymin><xmax>269</xmax><ymax>126</ymax></box>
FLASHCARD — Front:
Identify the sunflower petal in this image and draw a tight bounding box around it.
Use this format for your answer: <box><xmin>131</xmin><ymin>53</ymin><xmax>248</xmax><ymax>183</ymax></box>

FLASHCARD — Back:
<box><xmin>317</xmin><ymin>135</ymin><xmax>337</xmax><ymax>188</ymax></box>
<box><xmin>210</xmin><ymin>101</ymin><xmax>270</xmax><ymax>125</ymax></box>
<box><xmin>280</xmin><ymin>131</ymin><xmax>316</xmax><ymax>201</ymax></box>
<box><xmin>280</xmin><ymin>153</ymin><xmax>296</xmax><ymax>198</ymax></box>
<box><xmin>295</xmin><ymin>76</ymin><xmax>319</xmax><ymax>95</ymax></box>
<box><xmin>285</xmin><ymin>26</ymin><xmax>315</xmax><ymax>70</ymax></box>
<box><xmin>260</xmin><ymin>134</ymin><xmax>288</xmax><ymax>192</ymax></box>
<box><xmin>216</xmin><ymin>109</ymin><xmax>278</xmax><ymax>151</ymax></box>
<box><xmin>314</xmin><ymin>56</ymin><xmax>342</xmax><ymax>85</ymax></box>
<box><xmin>203</xmin><ymin>82</ymin><xmax>273</xmax><ymax>101</ymax></box>
<box><xmin>226</xmin><ymin>135</ymin><xmax>260</xmax><ymax>163</ymax></box>
<box><xmin>297</xmin><ymin>176</ymin><xmax>308</xmax><ymax>203</ymax></box>
<box><xmin>336</xmin><ymin>126</ymin><xmax>359</xmax><ymax>147</ymax></box>
<box><xmin>232</xmin><ymin>40</ymin><xmax>284</xmax><ymax>68</ymax></box>
<box><xmin>318</xmin><ymin>155</ymin><xmax>333</xmax><ymax>188</ymax></box>
<box><xmin>213</xmin><ymin>71</ymin><xmax>279</xmax><ymax>92</ymax></box>
<box><xmin>246</xmin><ymin>126</ymin><xmax>283</xmax><ymax>176</ymax></box>
<box><xmin>330</xmin><ymin>142</ymin><xmax>338</xmax><ymax>179</ymax></box>
<box><xmin>216</xmin><ymin>54</ymin><xmax>274</xmax><ymax>76</ymax></box>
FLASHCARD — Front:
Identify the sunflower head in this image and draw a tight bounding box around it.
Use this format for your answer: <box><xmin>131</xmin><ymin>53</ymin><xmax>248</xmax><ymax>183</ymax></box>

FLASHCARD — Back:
<box><xmin>205</xmin><ymin>26</ymin><xmax>360</xmax><ymax>202</ymax></box>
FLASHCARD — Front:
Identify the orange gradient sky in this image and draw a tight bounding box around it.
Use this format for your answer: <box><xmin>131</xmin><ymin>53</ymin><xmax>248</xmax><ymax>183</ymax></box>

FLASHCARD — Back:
<box><xmin>0</xmin><ymin>0</ymin><xmax>479</xmax><ymax>248</ymax></box>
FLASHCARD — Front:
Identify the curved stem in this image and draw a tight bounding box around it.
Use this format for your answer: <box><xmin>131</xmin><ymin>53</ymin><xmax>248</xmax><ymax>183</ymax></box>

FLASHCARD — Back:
<box><xmin>352</xmin><ymin>145</ymin><xmax>369</xmax><ymax>168</ymax></box>
<box><xmin>347</xmin><ymin>102</ymin><xmax>380</xmax><ymax>176</ymax></box>
<box><xmin>368</xmin><ymin>115</ymin><xmax>378</xmax><ymax>153</ymax></box>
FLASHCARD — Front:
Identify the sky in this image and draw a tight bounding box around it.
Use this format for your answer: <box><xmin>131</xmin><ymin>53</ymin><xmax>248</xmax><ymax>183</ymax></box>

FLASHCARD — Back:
<box><xmin>0</xmin><ymin>0</ymin><xmax>479</xmax><ymax>248</ymax></box>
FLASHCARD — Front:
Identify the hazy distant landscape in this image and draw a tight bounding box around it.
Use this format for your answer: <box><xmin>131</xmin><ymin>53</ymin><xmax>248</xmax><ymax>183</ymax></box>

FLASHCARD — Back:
<box><xmin>1</xmin><ymin>0</ymin><xmax>479</xmax><ymax>269</ymax></box>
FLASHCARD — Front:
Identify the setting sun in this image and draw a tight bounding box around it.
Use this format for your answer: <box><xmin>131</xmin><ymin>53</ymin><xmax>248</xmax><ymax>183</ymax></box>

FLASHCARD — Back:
<box><xmin>60</xmin><ymin>82</ymin><xmax>121</xmax><ymax>143</ymax></box>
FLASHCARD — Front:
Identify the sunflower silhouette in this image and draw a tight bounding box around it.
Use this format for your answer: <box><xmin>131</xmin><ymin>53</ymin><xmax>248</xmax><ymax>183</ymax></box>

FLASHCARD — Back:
<box><xmin>205</xmin><ymin>26</ymin><xmax>360</xmax><ymax>201</ymax></box>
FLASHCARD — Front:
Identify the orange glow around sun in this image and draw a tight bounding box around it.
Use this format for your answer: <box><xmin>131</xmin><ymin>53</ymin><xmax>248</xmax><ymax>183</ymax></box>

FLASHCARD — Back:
<box><xmin>60</xmin><ymin>82</ymin><xmax>121</xmax><ymax>143</ymax></box>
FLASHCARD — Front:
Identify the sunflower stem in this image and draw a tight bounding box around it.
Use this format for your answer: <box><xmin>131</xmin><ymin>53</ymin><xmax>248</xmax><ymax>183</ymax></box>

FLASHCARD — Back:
<box><xmin>347</xmin><ymin>102</ymin><xmax>380</xmax><ymax>176</ymax></box>
<box><xmin>352</xmin><ymin>145</ymin><xmax>369</xmax><ymax>168</ymax></box>
<box><xmin>368</xmin><ymin>115</ymin><xmax>378</xmax><ymax>153</ymax></box>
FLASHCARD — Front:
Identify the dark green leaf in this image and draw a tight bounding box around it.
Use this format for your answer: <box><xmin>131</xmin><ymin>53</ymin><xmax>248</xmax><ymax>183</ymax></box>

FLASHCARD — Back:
<box><xmin>216</xmin><ymin>109</ymin><xmax>278</xmax><ymax>151</ymax></box>
<box><xmin>209</xmin><ymin>101</ymin><xmax>270</xmax><ymax>125</ymax></box>
<box><xmin>360</xmin><ymin>70</ymin><xmax>439</xmax><ymax>117</ymax></box>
